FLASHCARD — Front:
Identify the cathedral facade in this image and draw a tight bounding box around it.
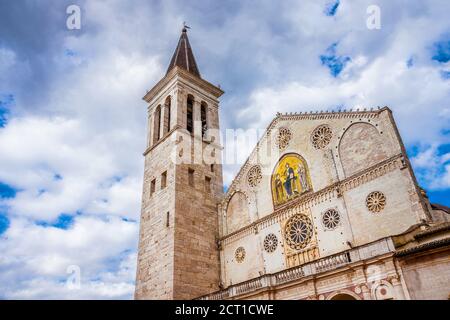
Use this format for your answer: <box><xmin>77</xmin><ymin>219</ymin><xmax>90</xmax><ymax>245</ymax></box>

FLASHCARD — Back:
<box><xmin>134</xmin><ymin>29</ymin><xmax>450</xmax><ymax>300</ymax></box>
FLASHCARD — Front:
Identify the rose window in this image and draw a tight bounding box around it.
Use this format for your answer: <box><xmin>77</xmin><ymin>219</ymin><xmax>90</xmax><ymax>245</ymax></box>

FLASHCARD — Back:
<box><xmin>235</xmin><ymin>246</ymin><xmax>246</xmax><ymax>263</ymax></box>
<box><xmin>311</xmin><ymin>125</ymin><xmax>332</xmax><ymax>149</ymax></box>
<box><xmin>366</xmin><ymin>191</ymin><xmax>386</xmax><ymax>213</ymax></box>
<box><xmin>322</xmin><ymin>209</ymin><xmax>341</xmax><ymax>230</ymax></box>
<box><xmin>275</xmin><ymin>127</ymin><xmax>292</xmax><ymax>150</ymax></box>
<box><xmin>284</xmin><ymin>214</ymin><xmax>313</xmax><ymax>250</ymax></box>
<box><xmin>247</xmin><ymin>165</ymin><xmax>262</xmax><ymax>187</ymax></box>
<box><xmin>263</xmin><ymin>233</ymin><xmax>278</xmax><ymax>253</ymax></box>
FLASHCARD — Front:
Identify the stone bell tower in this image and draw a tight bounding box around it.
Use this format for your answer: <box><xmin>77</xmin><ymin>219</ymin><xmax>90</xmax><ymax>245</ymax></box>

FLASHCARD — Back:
<box><xmin>134</xmin><ymin>27</ymin><xmax>224</xmax><ymax>300</ymax></box>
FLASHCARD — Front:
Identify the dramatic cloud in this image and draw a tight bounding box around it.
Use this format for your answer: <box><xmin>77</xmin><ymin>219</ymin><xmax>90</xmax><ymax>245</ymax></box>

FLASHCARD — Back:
<box><xmin>0</xmin><ymin>0</ymin><xmax>449</xmax><ymax>299</ymax></box>
<box><xmin>0</xmin><ymin>216</ymin><xmax>137</xmax><ymax>299</ymax></box>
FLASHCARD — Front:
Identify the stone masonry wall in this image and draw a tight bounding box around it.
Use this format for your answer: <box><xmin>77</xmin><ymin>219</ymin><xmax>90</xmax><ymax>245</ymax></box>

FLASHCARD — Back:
<box><xmin>135</xmin><ymin>137</ymin><xmax>176</xmax><ymax>299</ymax></box>
<box><xmin>400</xmin><ymin>249</ymin><xmax>450</xmax><ymax>300</ymax></box>
<box><xmin>173</xmin><ymin>140</ymin><xmax>222</xmax><ymax>299</ymax></box>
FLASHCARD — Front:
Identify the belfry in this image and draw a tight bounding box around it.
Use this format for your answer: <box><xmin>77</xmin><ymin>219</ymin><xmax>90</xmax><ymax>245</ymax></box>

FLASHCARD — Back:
<box><xmin>135</xmin><ymin>27</ymin><xmax>224</xmax><ymax>299</ymax></box>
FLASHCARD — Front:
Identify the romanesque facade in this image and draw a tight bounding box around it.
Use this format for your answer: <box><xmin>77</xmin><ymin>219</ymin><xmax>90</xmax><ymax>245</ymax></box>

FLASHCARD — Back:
<box><xmin>135</xmin><ymin>29</ymin><xmax>450</xmax><ymax>300</ymax></box>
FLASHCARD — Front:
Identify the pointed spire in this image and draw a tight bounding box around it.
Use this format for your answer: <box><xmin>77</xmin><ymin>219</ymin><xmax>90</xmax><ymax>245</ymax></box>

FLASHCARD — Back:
<box><xmin>166</xmin><ymin>25</ymin><xmax>201</xmax><ymax>78</ymax></box>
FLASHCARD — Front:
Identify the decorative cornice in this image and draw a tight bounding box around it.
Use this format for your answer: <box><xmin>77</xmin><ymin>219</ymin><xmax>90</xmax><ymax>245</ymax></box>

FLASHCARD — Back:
<box><xmin>394</xmin><ymin>237</ymin><xmax>450</xmax><ymax>257</ymax></box>
<box><xmin>143</xmin><ymin>125</ymin><xmax>181</xmax><ymax>156</ymax></box>
<box><xmin>221</xmin><ymin>154</ymin><xmax>404</xmax><ymax>245</ymax></box>
<box><xmin>197</xmin><ymin>237</ymin><xmax>395</xmax><ymax>300</ymax></box>
<box><xmin>143</xmin><ymin>125</ymin><xmax>223</xmax><ymax>156</ymax></box>
<box><xmin>143</xmin><ymin>66</ymin><xmax>224</xmax><ymax>104</ymax></box>
<box><xmin>414</xmin><ymin>222</ymin><xmax>450</xmax><ymax>240</ymax></box>
<box><xmin>275</xmin><ymin>106</ymin><xmax>387</xmax><ymax>122</ymax></box>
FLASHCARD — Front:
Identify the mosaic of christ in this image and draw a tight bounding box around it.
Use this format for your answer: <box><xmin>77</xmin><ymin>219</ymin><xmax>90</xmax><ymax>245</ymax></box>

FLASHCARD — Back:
<box><xmin>271</xmin><ymin>154</ymin><xmax>312</xmax><ymax>206</ymax></box>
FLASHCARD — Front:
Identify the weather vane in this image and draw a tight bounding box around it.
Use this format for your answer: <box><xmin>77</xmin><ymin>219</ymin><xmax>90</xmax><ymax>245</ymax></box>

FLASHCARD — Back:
<box><xmin>183</xmin><ymin>21</ymin><xmax>191</xmax><ymax>31</ymax></box>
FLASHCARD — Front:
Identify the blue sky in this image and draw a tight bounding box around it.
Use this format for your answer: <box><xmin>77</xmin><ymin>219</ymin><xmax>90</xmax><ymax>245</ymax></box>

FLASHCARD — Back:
<box><xmin>0</xmin><ymin>0</ymin><xmax>449</xmax><ymax>299</ymax></box>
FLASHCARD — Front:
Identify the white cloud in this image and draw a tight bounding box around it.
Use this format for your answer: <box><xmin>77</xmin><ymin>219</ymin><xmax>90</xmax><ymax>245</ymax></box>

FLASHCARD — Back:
<box><xmin>0</xmin><ymin>1</ymin><xmax>164</xmax><ymax>299</ymax></box>
<box><xmin>241</xmin><ymin>54</ymin><xmax>449</xmax><ymax>144</ymax></box>
<box><xmin>0</xmin><ymin>0</ymin><xmax>449</xmax><ymax>299</ymax></box>
<box><xmin>223</xmin><ymin>1</ymin><xmax>450</xmax><ymax>186</ymax></box>
<box><xmin>0</xmin><ymin>47</ymin><xmax>16</xmax><ymax>71</ymax></box>
<box><xmin>0</xmin><ymin>115</ymin><xmax>143</xmax><ymax>221</ymax></box>
<box><xmin>411</xmin><ymin>145</ymin><xmax>450</xmax><ymax>189</ymax></box>
<box><xmin>0</xmin><ymin>216</ymin><xmax>137</xmax><ymax>299</ymax></box>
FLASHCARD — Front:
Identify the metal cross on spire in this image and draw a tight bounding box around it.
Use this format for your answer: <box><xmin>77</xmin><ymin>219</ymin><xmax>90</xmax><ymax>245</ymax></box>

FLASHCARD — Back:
<box><xmin>182</xmin><ymin>21</ymin><xmax>191</xmax><ymax>32</ymax></box>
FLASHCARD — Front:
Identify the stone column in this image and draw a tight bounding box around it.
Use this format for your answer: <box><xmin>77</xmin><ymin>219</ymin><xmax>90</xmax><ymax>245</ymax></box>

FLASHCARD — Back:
<box><xmin>159</xmin><ymin>105</ymin><xmax>164</xmax><ymax>140</ymax></box>
<box><xmin>162</xmin><ymin>101</ymin><xmax>170</xmax><ymax>134</ymax></box>
<box><xmin>192</xmin><ymin>99</ymin><xmax>203</xmax><ymax>164</ymax></box>
<box><xmin>206</xmin><ymin>106</ymin><xmax>212</xmax><ymax>130</ymax></box>
<box><xmin>361</xmin><ymin>284</ymin><xmax>371</xmax><ymax>300</ymax></box>
<box><xmin>391</xmin><ymin>277</ymin><xmax>406</xmax><ymax>300</ymax></box>
<box><xmin>152</xmin><ymin>107</ymin><xmax>161</xmax><ymax>145</ymax></box>
<box><xmin>193</xmin><ymin>100</ymin><xmax>202</xmax><ymax>138</ymax></box>
<box><xmin>210</xmin><ymin>104</ymin><xmax>219</xmax><ymax>129</ymax></box>
<box><xmin>170</xmin><ymin>89</ymin><xmax>178</xmax><ymax>130</ymax></box>
<box><xmin>147</xmin><ymin>112</ymin><xmax>152</xmax><ymax>148</ymax></box>
<box><xmin>176</xmin><ymin>89</ymin><xmax>185</xmax><ymax>129</ymax></box>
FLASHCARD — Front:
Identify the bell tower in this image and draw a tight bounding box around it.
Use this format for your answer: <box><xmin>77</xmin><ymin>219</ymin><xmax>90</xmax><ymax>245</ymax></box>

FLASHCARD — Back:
<box><xmin>135</xmin><ymin>27</ymin><xmax>224</xmax><ymax>300</ymax></box>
